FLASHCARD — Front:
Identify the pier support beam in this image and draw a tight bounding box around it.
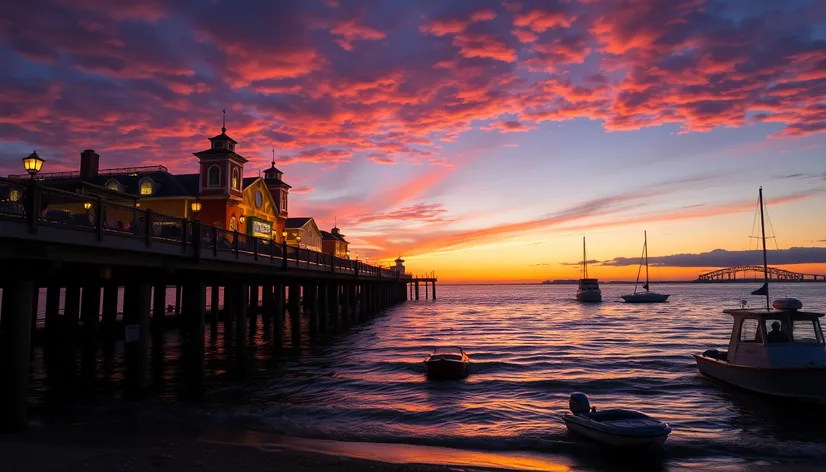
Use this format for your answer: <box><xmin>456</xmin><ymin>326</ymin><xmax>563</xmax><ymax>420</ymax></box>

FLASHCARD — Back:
<box><xmin>63</xmin><ymin>285</ymin><xmax>81</xmax><ymax>375</ymax></box>
<box><xmin>234</xmin><ymin>282</ymin><xmax>249</xmax><ymax>379</ymax></box>
<box><xmin>101</xmin><ymin>284</ymin><xmax>118</xmax><ymax>348</ymax></box>
<box><xmin>249</xmin><ymin>285</ymin><xmax>259</xmax><ymax>334</ymax></box>
<box><xmin>331</xmin><ymin>283</ymin><xmax>341</xmax><ymax>329</ymax></box>
<box><xmin>415</xmin><ymin>281</ymin><xmax>419</xmax><ymax>300</ymax></box>
<box><xmin>123</xmin><ymin>282</ymin><xmax>151</xmax><ymax>398</ymax></box>
<box><xmin>183</xmin><ymin>282</ymin><xmax>206</xmax><ymax>394</ymax></box>
<box><xmin>273</xmin><ymin>283</ymin><xmax>284</xmax><ymax>349</ymax></box>
<box><xmin>80</xmin><ymin>284</ymin><xmax>101</xmax><ymax>377</ymax></box>
<box><xmin>432</xmin><ymin>281</ymin><xmax>436</xmax><ymax>300</ymax></box>
<box><xmin>210</xmin><ymin>286</ymin><xmax>220</xmax><ymax>328</ymax></box>
<box><xmin>318</xmin><ymin>283</ymin><xmax>328</xmax><ymax>333</ymax></box>
<box><xmin>289</xmin><ymin>283</ymin><xmax>301</xmax><ymax>347</ymax></box>
<box><xmin>151</xmin><ymin>284</ymin><xmax>165</xmax><ymax>343</ymax></box>
<box><xmin>342</xmin><ymin>284</ymin><xmax>351</xmax><ymax>324</ymax></box>
<box><xmin>44</xmin><ymin>285</ymin><xmax>61</xmax><ymax>361</ymax></box>
<box><xmin>0</xmin><ymin>280</ymin><xmax>35</xmax><ymax>432</ymax></box>
<box><xmin>307</xmin><ymin>284</ymin><xmax>318</xmax><ymax>336</ymax></box>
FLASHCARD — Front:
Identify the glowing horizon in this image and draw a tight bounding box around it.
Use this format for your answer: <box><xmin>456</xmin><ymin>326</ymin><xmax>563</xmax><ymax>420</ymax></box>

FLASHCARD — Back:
<box><xmin>2</xmin><ymin>0</ymin><xmax>825</xmax><ymax>282</ymax></box>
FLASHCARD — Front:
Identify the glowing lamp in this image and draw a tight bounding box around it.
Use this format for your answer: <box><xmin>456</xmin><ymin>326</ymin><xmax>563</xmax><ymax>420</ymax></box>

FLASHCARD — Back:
<box><xmin>83</xmin><ymin>202</ymin><xmax>92</xmax><ymax>210</ymax></box>
<box><xmin>22</xmin><ymin>151</ymin><xmax>45</xmax><ymax>177</ymax></box>
<box><xmin>190</xmin><ymin>200</ymin><xmax>202</xmax><ymax>213</ymax></box>
<box><xmin>281</xmin><ymin>230</ymin><xmax>287</xmax><ymax>238</ymax></box>
<box><xmin>239</xmin><ymin>215</ymin><xmax>246</xmax><ymax>224</ymax></box>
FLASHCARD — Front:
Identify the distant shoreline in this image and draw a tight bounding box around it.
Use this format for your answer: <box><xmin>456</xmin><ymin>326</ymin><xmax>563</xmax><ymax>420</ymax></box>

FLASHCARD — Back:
<box><xmin>435</xmin><ymin>280</ymin><xmax>826</xmax><ymax>286</ymax></box>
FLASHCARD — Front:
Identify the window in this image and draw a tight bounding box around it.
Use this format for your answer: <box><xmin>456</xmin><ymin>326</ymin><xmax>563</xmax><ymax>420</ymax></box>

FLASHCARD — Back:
<box><xmin>793</xmin><ymin>320</ymin><xmax>820</xmax><ymax>344</ymax></box>
<box><xmin>214</xmin><ymin>141</ymin><xmax>224</xmax><ymax>149</ymax></box>
<box><xmin>9</xmin><ymin>189</ymin><xmax>20</xmax><ymax>202</ymax></box>
<box><xmin>139</xmin><ymin>178</ymin><xmax>153</xmax><ymax>196</ymax></box>
<box><xmin>232</xmin><ymin>168</ymin><xmax>240</xmax><ymax>190</ymax></box>
<box><xmin>764</xmin><ymin>318</ymin><xmax>790</xmax><ymax>343</ymax></box>
<box><xmin>229</xmin><ymin>216</ymin><xmax>238</xmax><ymax>232</ymax></box>
<box><xmin>740</xmin><ymin>318</ymin><xmax>761</xmax><ymax>343</ymax></box>
<box><xmin>228</xmin><ymin>143</ymin><xmax>234</xmax><ymax>151</ymax></box>
<box><xmin>281</xmin><ymin>191</ymin><xmax>287</xmax><ymax>212</ymax></box>
<box><xmin>207</xmin><ymin>165</ymin><xmax>221</xmax><ymax>187</ymax></box>
<box><xmin>105</xmin><ymin>179</ymin><xmax>119</xmax><ymax>191</ymax></box>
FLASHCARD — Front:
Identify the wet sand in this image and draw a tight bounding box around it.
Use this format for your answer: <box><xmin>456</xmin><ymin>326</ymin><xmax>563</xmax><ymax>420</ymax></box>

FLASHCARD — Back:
<box><xmin>1</xmin><ymin>422</ymin><xmax>567</xmax><ymax>472</ymax></box>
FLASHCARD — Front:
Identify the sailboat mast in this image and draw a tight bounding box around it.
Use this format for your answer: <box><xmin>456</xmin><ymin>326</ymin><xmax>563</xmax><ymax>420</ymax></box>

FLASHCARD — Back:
<box><xmin>759</xmin><ymin>187</ymin><xmax>770</xmax><ymax>310</ymax></box>
<box><xmin>644</xmin><ymin>231</ymin><xmax>649</xmax><ymax>292</ymax></box>
<box><xmin>582</xmin><ymin>237</ymin><xmax>588</xmax><ymax>278</ymax></box>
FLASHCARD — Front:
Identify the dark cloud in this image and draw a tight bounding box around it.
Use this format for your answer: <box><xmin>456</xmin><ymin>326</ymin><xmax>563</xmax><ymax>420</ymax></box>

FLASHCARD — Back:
<box><xmin>561</xmin><ymin>259</ymin><xmax>601</xmax><ymax>266</ymax></box>
<box><xmin>601</xmin><ymin>247</ymin><xmax>826</xmax><ymax>267</ymax></box>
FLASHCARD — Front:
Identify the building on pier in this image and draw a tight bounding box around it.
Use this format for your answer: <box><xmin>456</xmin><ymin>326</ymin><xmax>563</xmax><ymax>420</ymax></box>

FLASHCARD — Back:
<box><xmin>6</xmin><ymin>121</ymin><xmax>293</xmax><ymax>243</ymax></box>
<box><xmin>285</xmin><ymin>217</ymin><xmax>322</xmax><ymax>252</ymax></box>
<box><xmin>321</xmin><ymin>226</ymin><xmax>349</xmax><ymax>258</ymax></box>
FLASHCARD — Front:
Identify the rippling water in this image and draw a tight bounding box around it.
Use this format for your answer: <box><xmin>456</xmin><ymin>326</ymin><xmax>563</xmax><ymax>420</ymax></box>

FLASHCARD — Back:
<box><xmin>28</xmin><ymin>283</ymin><xmax>826</xmax><ymax>470</ymax></box>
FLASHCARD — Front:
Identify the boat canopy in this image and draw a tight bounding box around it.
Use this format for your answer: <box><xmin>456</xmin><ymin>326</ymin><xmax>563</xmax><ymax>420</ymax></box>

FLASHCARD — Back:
<box><xmin>723</xmin><ymin>308</ymin><xmax>824</xmax><ymax>320</ymax></box>
<box><xmin>433</xmin><ymin>347</ymin><xmax>464</xmax><ymax>355</ymax></box>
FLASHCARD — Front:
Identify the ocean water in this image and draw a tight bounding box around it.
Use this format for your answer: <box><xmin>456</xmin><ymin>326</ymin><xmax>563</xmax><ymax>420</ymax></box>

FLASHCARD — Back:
<box><xmin>24</xmin><ymin>283</ymin><xmax>826</xmax><ymax>471</ymax></box>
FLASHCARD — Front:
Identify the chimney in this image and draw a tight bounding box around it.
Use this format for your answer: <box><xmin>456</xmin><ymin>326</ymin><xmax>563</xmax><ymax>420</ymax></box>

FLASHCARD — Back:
<box><xmin>79</xmin><ymin>149</ymin><xmax>100</xmax><ymax>179</ymax></box>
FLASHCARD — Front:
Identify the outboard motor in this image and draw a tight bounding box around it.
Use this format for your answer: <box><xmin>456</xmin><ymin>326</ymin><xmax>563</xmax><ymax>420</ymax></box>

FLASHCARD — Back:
<box><xmin>569</xmin><ymin>392</ymin><xmax>592</xmax><ymax>415</ymax></box>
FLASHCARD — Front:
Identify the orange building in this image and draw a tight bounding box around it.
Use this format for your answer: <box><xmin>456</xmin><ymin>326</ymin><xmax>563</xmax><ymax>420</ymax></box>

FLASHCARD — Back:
<box><xmin>321</xmin><ymin>227</ymin><xmax>349</xmax><ymax>258</ymax></box>
<box><xmin>17</xmin><ymin>122</ymin><xmax>293</xmax><ymax>242</ymax></box>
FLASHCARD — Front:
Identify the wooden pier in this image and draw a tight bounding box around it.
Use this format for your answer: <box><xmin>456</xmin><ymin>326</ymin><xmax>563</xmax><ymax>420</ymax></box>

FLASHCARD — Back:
<box><xmin>0</xmin><ymin>178</ymin><xmax>436</xmax><ymax>432</ymax></box>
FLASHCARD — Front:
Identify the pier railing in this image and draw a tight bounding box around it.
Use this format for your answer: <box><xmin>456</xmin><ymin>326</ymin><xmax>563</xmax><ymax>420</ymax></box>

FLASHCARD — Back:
<box><xmin>0</xmin><ymin>177</ymin><xmax>405</xmax><ymax>280</ymax></box>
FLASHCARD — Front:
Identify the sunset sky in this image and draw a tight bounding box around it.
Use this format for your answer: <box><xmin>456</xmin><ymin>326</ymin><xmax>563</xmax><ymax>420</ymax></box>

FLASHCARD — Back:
<box><xmin>2</xmin><ymin>0</ymin><xmax>825</xmax><ymax>282</ymax></box>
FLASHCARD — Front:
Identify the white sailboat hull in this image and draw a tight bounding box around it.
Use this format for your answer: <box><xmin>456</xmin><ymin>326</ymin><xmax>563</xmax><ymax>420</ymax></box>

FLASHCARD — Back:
<box><xmin>621</xmin><ymin>292</ymin><xmax>669</xmax><ymax>303</ymax></box>
<box><xmin>695</xmin><ymin>354</ymin><xmax>826</xmax><ymax>402</ymax></box>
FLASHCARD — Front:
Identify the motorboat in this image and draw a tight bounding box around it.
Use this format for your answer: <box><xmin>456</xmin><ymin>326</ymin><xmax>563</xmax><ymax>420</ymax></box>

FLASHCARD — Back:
<box><xmin>621</xmin><ymin>231</ymin><xmax>670</xmax><ymax>303</ymax></box>
<box><xmin>694</xmin><ymin>187</ymin><xmax>826</xmax><ymax>402</ymax></box>
<box><xmin>562</xmin><ymin>393</ymin><xmax>672</xmax><ymax>447</ymax></box>
<box><xmin>576</xmin><ymin>237</ymin><xmax>602</xmax><ymax>302</ymax></box>
<box><xmin>424</xmin><ymin>347</ymin><xmax>469</xmax><ymax>380</ymax></box>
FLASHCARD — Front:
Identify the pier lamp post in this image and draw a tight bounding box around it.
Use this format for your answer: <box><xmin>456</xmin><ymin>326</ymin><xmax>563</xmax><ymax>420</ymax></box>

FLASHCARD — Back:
<box><xmin>22</xmin><ymin>151</ymin><xmax>45</xmax><ymax>178</ymax></box>
<box><xmin>190</xmin><ymin>199</ymin><xmax>202</xmax><ymax>220</ymax></box>
<box><xmin>239</xmin><ymin>215</ymin><xmax>246</xmax><ymax>224</ymax></box>
<box><xmin>296</xmin><ymin>235</ymin><xmax>301</xmax><ymax>249</ymax></box>
<box><xmin>281</xmin><ymin>230</ymin><xmax>288</xmax><ymax>268</ymax></box>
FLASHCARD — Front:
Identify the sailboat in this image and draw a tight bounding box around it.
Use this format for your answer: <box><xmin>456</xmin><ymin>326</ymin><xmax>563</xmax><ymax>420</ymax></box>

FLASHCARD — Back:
<box><xmin>576</xmin><ymin>237</ymin><xmax>602</xmax><ymax>302</ymax></box>
<box><xmin>621</xmin><ymin>231</ymin><xmax>670</xmax><ymax>303</ymax></box>
<box><xmin>694</xmin><ymin>187</ymin><xmax>826</xmax><ymax>401</ymax></box>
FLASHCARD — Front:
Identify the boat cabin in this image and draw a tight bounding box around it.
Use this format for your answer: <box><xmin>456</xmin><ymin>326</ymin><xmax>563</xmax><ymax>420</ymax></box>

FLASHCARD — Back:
<box><xmin>578</xmin><ymin>278</ymin><xmax>600</xmax><ymax>289</ymax></box>
<box><xmin>721</xmin><ymin>308</ymin><xmax>826</xmax><ymax>367</ymax></box>
<box><xmin>430</xmin><ymin>347</ymin><xmax>466</xmax><ymax>361</ymax></box>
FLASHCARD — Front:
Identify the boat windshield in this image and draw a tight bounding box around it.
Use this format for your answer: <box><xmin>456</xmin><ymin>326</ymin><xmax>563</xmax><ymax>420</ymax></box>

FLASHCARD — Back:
<box><xmin>791</xmin><ymin>319</ymin><xmax>823</xmax><ymax>344</ymax></box>
<box><xmin>433</xmin><ymin>347</ymin><xmax>463</xmax><ymax>355</ymax></box>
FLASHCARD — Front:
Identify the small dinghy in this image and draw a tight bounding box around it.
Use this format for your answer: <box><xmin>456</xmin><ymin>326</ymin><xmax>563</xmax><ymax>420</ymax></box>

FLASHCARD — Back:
<box><xmin>424</xmin><ymin>347</ymin><xmax>469</xmax><ymax>380</ymax></box>
<box><xmin>562</xmin><ymin>393</ymin><xmax>671</xmax><ymax>447</ymax></box>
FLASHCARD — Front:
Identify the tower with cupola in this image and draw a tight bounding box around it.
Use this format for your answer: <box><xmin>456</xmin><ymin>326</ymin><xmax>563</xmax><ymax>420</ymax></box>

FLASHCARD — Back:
<box><xmin>193</xmin><ymin>110</ymin><xmax>248</xmax><ymax>230</ymax></box>
<box><xmin>263</xmin><ymin>150</ymin><xmax>291</xmax><ymax>220</ymax></box>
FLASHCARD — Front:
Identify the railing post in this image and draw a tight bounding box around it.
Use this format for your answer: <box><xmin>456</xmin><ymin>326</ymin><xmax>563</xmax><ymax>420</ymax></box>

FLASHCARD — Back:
<box><xmin>282</xmin><ymin>241</ymin><xmax>288</xmax><ymax>268</ymax></box>
<box><xmin>192</xmin><ymin>221</ymin><xmax>201</xmax><ymax>262</ymax></box>
<box><xmin>96</xmin><ymin>196</ymin><xmax>105</xmax><ymax>241</ymax></box>
<box><xmin>181</xmin><ymin>218</ymin><xmax>188</xmax><ymax>252</ymax></box>
<box><xmin>144</xmin><ymin>209</ymin><xmax>153</xmax><ymax>247</ymax></box>
<box><xmin>233</xmin><ymin>231</ymin><xmax>239</xmax><ymax>258</ymax></box>
<box><xmin>26</xmin><ymin>179</ymin><xmax>40</xmax><ymax>234</ymax></box>
<box><xmin>270</xmin><ymin>238</ymin><xmax>274</xmax><ymax>263</ymax></box>
<box><xmin>331</xmin><ymin>255</ymin><xmax>335</xmax><ymax>273</ymax></box>
<box><xmin>212</xmin><ymin>228</ymin><xmax>218</xmax><ymax>256</ymax></box>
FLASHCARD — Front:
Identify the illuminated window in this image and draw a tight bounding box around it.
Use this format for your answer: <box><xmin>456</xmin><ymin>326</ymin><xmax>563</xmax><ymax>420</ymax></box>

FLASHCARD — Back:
<box><xmin>139</xmin><ymin>178</ymin><xmax>153</xmax><ymax>196</ymax></box>
<box><xmin>229</xmin><ymin>216</ymin><xmax>238</xmax><ymax>232</ymax></box>
<box><xmin>207</xmin><ymin>165</ymin><xmax>221</xmax><ymax>187</ymax></box>
<box><xmin>105</xmin><ymin>179</ymin><xmax>119</xmax><ymax>191</ymax></box>
<box><xmin>281</xmin><ymin>191</ymin><xmax>287</xmax><ymax>212</ymax></box>
<box><xmin>232</xmin><ymin>168</ymin><xmax>240</xmax><ymax>190</ymax></box>
<box><xmin>9</xmin><ymin>189</ymin><xmax>20</xmax><ymax>202</ymax></box>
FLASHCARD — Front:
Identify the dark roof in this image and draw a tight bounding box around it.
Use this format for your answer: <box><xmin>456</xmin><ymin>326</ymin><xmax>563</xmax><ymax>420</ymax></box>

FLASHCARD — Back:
<box><xmin>38</xmin><ymin>180</ymin><xmax>136</xmax><ymax>203</ymax></box>
<box><xmin>192</xmin><ymin>149</ymin><xmax>248</xmax><ymax>164</ymax></box>
<box><xmin>86</xmin><ymin>171</ymin><xmax>200</xmax><ymax>198</ymax></box>
<box><xmin>285</xmin><ymin>217</ymin><xmax>312</xmax><ymax>228</ymax></box>
<box><xmin>209</xmin><ymin>132</ymin><xmax>238</xmax><ymax>144</ymax></box>
<box><xmin>321</xmin><ymin>229</ymin><xmax>348</xmax><ymax>244</ymax></box>
<box><xmin>242</xmin><ymin>177</ymin><xmax>258</xmax><ymax>188</ymax></box>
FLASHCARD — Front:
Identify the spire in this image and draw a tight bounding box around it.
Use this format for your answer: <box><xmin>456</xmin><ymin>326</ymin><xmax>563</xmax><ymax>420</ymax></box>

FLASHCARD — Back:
<box><xmin>221</xmin><ymin>108</ymin><xmax>226</xmax><ymax>134</ymax></box>
<box><xmin>271</xmin><ymin>148</ymin><xmax>276</xmax><ymax>167</ymax></box>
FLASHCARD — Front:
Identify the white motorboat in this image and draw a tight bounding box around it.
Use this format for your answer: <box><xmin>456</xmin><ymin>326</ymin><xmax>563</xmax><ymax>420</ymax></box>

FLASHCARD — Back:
<box><xmin>576</xmin><ymin>237</ymin><xmax>602</xmax><ymax>302</ymax></box>
<box><xmin>562</xmin><ymin>393</ymin><xmax>671</xmax><ymax>447</ymax></box>
<box><xmin>621</xmin><ymin>231</ymin><xmax>669</xmax><ymax>303</ymax></box>
<box><xmin>694</xmin><ymin>187</ymin><xmax>826</xmax><ymax>402</ymax></box>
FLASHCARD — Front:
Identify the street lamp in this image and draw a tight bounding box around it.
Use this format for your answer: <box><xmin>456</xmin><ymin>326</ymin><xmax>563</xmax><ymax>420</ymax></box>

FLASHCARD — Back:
<box><xmin>239</xmin><ymin>215</ymin><xmax>246</xmax><ymax>224</ymax></box>
<box><xmin>190</xmin><ymin>200</ymin><xmax>202</xmax><ymax>213</ymax></box>
<box><xmin>22</xmin><ymin>151</ymin><xmax>45</xmax><ymax>178</ymax></box>
<box><xmin>296</xmin><ymin>235</ymin><xmax>301</xmax><ymax>248</ymax></box>
<box><xmin>83</xmin><ymin>202</ymin><xmax>92</xmax><ymax>210</ymax></box>
<box><xmin>355</xmin><ymin>252</ymin><xmax>359</xmax><ymax>260</ymax></box>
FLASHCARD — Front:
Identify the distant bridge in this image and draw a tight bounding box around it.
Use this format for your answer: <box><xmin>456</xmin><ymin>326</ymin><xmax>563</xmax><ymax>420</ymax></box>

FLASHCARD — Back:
<box><xmin>697</xmin><ymin>265</ymin><xmax>826</xmax><ymax>282</ymax></box>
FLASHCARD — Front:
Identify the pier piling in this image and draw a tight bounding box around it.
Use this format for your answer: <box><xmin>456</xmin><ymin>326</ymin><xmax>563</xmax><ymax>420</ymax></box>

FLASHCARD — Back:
<box><xmin>123</xmin><ymin>282</ymin><xmax>151</xmax><ymax>398</ymax></box>
<box><xmin>0</xmin><ymin>280</ymin><xmax>35</xmax><ymax>432</ymax></box>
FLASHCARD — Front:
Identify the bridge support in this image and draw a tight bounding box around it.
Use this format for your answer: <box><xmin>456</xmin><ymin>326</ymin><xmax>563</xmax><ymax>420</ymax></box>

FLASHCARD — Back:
<box><xmin>0</xmin><ymin>280</ymin><xmax>35</xmax><ymax>432</ymax></box>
